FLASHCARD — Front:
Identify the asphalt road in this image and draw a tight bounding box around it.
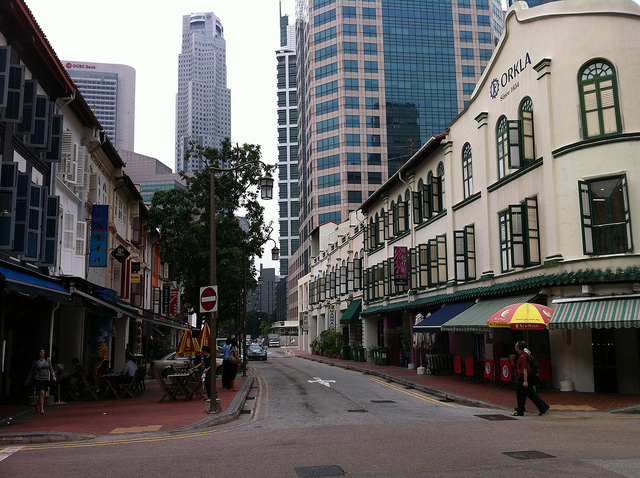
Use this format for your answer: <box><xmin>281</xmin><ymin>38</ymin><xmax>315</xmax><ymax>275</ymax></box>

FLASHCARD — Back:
<box><xmin>2</xmin><ymin>349</ymin><xmax>639</xmax><ymax>478</ymax></box>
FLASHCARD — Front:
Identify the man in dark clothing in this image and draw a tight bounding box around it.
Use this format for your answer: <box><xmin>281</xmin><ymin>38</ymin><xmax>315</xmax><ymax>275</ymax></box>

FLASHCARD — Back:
<box><xmin>513</xmin><ymin>340</ymin><xmax>550</xmax><ymax>416</ymax></box>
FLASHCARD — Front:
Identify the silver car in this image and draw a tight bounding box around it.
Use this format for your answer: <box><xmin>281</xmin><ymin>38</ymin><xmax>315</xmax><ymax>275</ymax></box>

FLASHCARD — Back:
<box><xmin>148</xmin><ymin>351</ymin><xmax>223</xmax><ymax>378</ymax></box>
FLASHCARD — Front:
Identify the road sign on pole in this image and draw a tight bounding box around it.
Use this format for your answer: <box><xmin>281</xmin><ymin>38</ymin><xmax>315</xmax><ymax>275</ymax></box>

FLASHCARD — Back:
<box><xmin>200</xmin><ymin>286</ymin><xmax>218</xmax><ymax>313</ymax></box>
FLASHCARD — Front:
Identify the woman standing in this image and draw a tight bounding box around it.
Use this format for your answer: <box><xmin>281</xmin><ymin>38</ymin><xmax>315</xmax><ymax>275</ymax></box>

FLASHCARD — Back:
<box><xmin>26</xmin><ymin>348</ymin><xmax>56</xmax><ymax>415</ymax></box>
<box><xmin>222</xmin><ymin>337</ymin><xmax>240</xmax><ymax>391</ymax></box>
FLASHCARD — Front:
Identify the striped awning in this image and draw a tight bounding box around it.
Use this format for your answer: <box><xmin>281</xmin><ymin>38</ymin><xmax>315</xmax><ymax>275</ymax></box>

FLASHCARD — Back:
<box><xmin>550</xmin><ymin>296</ymin><xmax>640</xmax><ymax>329</ymax></box>
<box><xmin>441</xmin><ymin>293</ymin><xmax>537</xmax><ymax>333</ymax></box>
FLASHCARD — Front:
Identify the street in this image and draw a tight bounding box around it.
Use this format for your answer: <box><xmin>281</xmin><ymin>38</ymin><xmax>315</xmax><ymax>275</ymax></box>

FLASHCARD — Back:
<box><xmin>1</xmin><ymin>350</ymin><xmax>640</xmax><ymax>477</ymax></box>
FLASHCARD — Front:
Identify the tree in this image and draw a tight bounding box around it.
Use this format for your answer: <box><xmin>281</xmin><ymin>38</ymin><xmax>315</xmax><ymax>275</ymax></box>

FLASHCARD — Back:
<box><xmin>146</xmin><ymin>138</ymin><xmax>275</xmax><ymax>330</ymax></box>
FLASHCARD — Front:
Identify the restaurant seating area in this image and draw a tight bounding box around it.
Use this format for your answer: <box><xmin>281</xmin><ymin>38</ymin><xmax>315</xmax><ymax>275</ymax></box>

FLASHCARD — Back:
<box><xmin>155</xmin><ymin>370</ymin><xmax>205</xmax><ymax>403</ymax></box>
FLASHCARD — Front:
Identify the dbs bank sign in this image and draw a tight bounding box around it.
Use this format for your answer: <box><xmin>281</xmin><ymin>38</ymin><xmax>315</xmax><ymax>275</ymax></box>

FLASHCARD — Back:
<box><xmin>65</xmin><ymin>62</ymin><xmax>97</xmax><ymax>70</ymax></box>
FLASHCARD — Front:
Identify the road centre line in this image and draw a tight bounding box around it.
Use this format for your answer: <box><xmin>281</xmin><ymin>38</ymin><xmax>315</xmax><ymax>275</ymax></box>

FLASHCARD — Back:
<box><xmin>367</xmin><ymin>376</ymin><xmax>456</xmax><ymax>407</ymax></box>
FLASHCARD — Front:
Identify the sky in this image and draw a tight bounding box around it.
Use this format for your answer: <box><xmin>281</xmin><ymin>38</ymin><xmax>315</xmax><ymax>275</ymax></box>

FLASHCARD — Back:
<box><xmin>25</xmin><ymin>0</ymin><xmax>297</xmax><ymax>270</ymax></box>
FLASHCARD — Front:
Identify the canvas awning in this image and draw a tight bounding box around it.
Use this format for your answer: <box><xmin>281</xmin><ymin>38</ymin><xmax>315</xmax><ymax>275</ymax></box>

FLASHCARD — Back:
<box><xmin>550</xmin><ymin>296</ymin><xmax>640</xmax><ymax>329</ymax></box>
<box><xmin>340</xmin><ymin>299</ymin><xmax>362</xmax><ymax>325</ymax></box>
<box><xmin>413</xmin><ymin>301</ymin><xmax>475</xmax><ymax>331</ymax></box>
<box><xmin>441</xmin><ymin>294</ymin><xmax>537</xmax><ymax>333</ymax></box>
<box><xmin>0</xmin><ymin>265</ymin><xmax>70</xmax><ymax>301</ymax></box>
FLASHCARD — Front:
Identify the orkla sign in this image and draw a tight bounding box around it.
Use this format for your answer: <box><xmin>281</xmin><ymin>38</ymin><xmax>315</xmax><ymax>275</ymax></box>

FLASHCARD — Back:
<box><xmin>489</xmin><ymin>52</ymin><xmax>532</xmax><ymax>101</ymax></box>
<box><xmin>65</xmin><ymin>62</ymin><xmax>97</xmax><ymax>70</ymax></box>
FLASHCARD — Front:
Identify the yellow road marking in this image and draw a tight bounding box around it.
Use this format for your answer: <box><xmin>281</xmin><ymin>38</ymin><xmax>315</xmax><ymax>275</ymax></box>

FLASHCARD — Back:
<box><xmin>368</xmin><ymin>376</ymin><xmax>456</xmax><ymax>407</ymax></box>
<box><xmin>550</xmin><ymin>404</ymin><xmax>597</xmax><ymax>411</ymax></box>
<box><xmin>110</xmin><ymin>425</ymin><xmax>163</xmax><ymax>433</ymax></box>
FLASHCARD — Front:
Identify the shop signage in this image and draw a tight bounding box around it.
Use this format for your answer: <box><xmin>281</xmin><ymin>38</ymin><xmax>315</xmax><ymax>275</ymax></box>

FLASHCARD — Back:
<box><xmin>489</xmin><ymin>52</ymin><xmax>531</xmax><ymax>101</ymax></box>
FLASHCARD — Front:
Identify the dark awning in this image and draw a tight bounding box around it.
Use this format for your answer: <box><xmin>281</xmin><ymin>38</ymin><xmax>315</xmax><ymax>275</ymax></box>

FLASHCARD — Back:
<box><xmin>340</xmin><ymin>299</ymin><xmax>362</xmax><ymax>325</ymax></box>
<box><xmin>550</xmin><ymin>296</ymin><xmax>640</xmax><ymax>329</ymax></box>
<box><xmin>413</xmin><ymin>301</ymin><xmax>476</xmax><ymax>331</ymax></box>
<box><xmin>0</xmin><ymin>265</ymin><xmax>70</xmax><ymax>301</ymax></box>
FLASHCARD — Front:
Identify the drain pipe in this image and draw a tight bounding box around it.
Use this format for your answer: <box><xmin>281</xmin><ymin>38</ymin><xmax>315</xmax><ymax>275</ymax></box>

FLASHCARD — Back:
<box><xmin>48</xmin><ymin>302</ymin><xmax>61</xmax><ymax>360</ymax></box>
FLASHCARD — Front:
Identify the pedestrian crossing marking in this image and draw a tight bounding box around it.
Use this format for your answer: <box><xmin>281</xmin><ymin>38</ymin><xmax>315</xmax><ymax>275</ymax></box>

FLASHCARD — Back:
<box><xmin>549</xmin><ymin>404</ymin><xmax>597</xmax><ymax>411</ymax></box>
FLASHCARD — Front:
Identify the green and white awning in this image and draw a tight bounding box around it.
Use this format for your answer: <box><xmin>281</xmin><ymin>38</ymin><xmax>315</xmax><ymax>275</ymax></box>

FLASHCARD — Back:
<box><xmin>550</xmin><ymin>296</ymin><xmax>640</xmax><ymax>329</ymax></box>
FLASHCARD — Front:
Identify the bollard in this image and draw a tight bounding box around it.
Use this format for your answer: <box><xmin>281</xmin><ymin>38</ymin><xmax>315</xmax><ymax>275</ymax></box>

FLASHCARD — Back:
<box><xmin>206</xmin><ymin>398</ymin><xmax>222</xmax><ymax>414</ymax></box>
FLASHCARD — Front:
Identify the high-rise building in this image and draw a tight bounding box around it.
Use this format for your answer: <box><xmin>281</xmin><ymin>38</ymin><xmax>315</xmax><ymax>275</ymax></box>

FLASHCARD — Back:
<box><xmin>175</xmin><ymin>12</ymin><xmax>231</xmax><ymax>174</ymax></box>
<box><xmin>287</xmin><ymin>0</ymin><xmax>504</xmax><ymax>321</ymax></box>
<box><xmin>63</xmin><ymin>61</ymin><xmax>135</xmax><ymax>151</ymax></box>
<box><xmin>276</xmin><ymin>9</ymin><xmax>299</xmax><ymax>279</ymax></box>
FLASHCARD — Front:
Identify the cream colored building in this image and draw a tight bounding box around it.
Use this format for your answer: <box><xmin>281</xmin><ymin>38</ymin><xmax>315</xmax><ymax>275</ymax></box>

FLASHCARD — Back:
<box><xmin>304</xmin><ymin>0</ymin><xmax>640</xmax><ymax>394</ymax></box>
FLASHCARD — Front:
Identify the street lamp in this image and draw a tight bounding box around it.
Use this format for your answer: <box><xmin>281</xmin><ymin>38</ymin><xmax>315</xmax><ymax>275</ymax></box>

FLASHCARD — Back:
<box><xmin>208</xmin><ymin>160</ymin><xmax>273</xmax><ymax>412</ymax></box>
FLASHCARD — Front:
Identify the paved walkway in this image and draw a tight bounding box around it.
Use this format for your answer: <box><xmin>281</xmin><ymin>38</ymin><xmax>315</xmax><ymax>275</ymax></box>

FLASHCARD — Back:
<box><xmin>1</xmin><ymin>350</ymin><xmax>639</xmax><ymax>445</ymax></box>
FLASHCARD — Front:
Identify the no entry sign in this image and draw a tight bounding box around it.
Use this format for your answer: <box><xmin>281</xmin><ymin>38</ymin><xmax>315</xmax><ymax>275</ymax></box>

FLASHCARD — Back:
<box><xmin>200</xmin><ymin>286</ymin><xmax>218</xmax><ymax>313</ymax></box>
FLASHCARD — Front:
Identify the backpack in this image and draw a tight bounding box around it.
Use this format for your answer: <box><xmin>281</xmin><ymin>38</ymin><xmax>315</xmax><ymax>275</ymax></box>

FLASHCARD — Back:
<box><xmin>528</xmin><ymin>353</ymin><xmax>541</xmax><ymax>386</ymax></box>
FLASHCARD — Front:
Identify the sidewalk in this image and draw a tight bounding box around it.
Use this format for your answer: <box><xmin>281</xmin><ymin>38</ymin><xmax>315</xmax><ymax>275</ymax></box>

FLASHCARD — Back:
<box><xmin>295</xmin><ymin>350</ymin><xmax>640</xmax><ymax>413</ymax></box>
<box><xmin>0</xmin><ymin>375</ymin><xmax>251</xmax><ymax>445</ymax></box>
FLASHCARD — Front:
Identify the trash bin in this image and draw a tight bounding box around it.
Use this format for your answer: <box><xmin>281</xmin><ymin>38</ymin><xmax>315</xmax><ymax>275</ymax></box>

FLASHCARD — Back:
<box><xmin>378</xmin><ymin>347</ymin><xmax>389</xmax><ymax>366</ymax></box>
<box><xmin>352</xmin><ymin>346</ymin><xmax>362</xmax><ymax>362</ymax></box>
<box><xmin>372</xmin><ymin>347</ymin><xmax>380</xmax><ymax>365</ymax></box>
<box><xmin>341</xmin><ymin>345</ymin><xmax>351</xmax><ymax>361</ymax></box>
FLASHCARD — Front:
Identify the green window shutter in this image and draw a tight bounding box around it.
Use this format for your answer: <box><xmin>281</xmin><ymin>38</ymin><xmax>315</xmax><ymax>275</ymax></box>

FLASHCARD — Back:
<box><xmin>0</xmin><ymin>162</ymin><xmax>18</xmax><ymax>248</ymax></box>
<box><xmin>431</xmin><ymin>176</ymin><xmax>442</xmax><ymax>214</ymax></box>
<box><xmin>412</xmin><ymin>190</ymin><xmax>422</xmax><ymax>224</ymax></box>
<box><xmin>465</xmin><ymin>225</ymin><xmax>476</xmax><ymax>280</ymax></box>
<box><xmin>410</xmin><ymin>247</ymin><xmax>418</xmax><ymax>289</ymax></box>
<box><xmin>0</xmin><ymin>46</ymin><xmax>11</xmax><ymax>107</ymax></box>
<box><xmin>437</xmin><ymin>235</ymin><xmax>447</xmax><ymax>285</ymax></box>
<box><xmin>40</xmin><ymin>194</ymin><xmax>60</xmax><ymax>267</ymax></box>
<box><xmin>499</xmin><ymin>210</ymin><xmax>510</xmax><ymax>272</ymax></box>
<box><xmin>525</xmin><ymin>196</ymin><xmax>540</xmax><ymax>265</ymax></box>
<box><xmin>508</xmin><ymin>119</ymin><xmax>522</xmax><ymax>169</ymax></box>
<box><xmin>401</xmin><ymin>199</ymin><xmax>409</xmax><ymax>232</ymax></box>
<box><xmin>578</xmin><ymin>180</ymin><xmax>594</xmax><ymax>255</ymax></box>
<box><xmin>510</xmin><ymin>204</ymin><xmax>525</xmax><ymax>267</ymax></box>
<box><xmin>17</xmin><ymin>79</ymin><xmax>38</xmax><ymax>134</ymax></box>
<box><xmin>423</xmin><ymin>182</ymin><xmax>431</xmax><ymax>219</ymax></box>
<box><xmin>2</xmin><ymin>64</ymin><xmax>24</xmax><ymax>122</ymax></box>
<box><xmin>428</xmin><ymin>239</ymin><xmax>438</xmax><ymax>287</ymax></box>
<box><xmin>12</xmin><ymin>173</ymin><xmax>29</xmax><ymax>253</ymax></box>
<box><xmin>621</xmin><ymin>176</ymin><xmax>633</xmax><ymax>252</ymax></box>
<box><xmin>25</xmin><ymin>184</ymin><xmax>43</xmax><ymax>261</ymax></box>
<box><xmin>45</xmin><ymin>114</ymin><xmax>64</xmax><ymax>162</ymax></box>
<box><xmin>418</xmin><ymin>244</ymin><xmax>429</xmax><ymax>288</ymax></box>
<box><xmin>454</xmin><ymin>230</ymin><xmax>466</xmax><ymax>281</ymax></box>
<box><xmin>28</xmin><ymin>95</ymin><xmax>49</xmax><ymax>148</ymax></box>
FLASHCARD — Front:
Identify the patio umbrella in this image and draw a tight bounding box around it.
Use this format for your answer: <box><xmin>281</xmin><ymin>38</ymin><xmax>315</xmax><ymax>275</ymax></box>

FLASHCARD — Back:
<box><xmin>176</xmin><ymin>329</ymin><xmax>198</xmax><ymax>357</ymax></box>
<box><xmin>196</xmin><ymin>322</ymin><xmax>219</xmax><ymax>354</ymax></box>
<box><xmin>487</xmin><ymin>303</ymin><xmax>553</xmax><ymax>330</ymax></box>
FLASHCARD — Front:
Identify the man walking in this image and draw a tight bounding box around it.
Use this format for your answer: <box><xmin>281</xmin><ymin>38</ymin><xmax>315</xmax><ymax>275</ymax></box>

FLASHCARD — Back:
<box><xmin>513</xmin><ymin>340</ymin><xmax>550</xmax><ymax>416</ymax></box>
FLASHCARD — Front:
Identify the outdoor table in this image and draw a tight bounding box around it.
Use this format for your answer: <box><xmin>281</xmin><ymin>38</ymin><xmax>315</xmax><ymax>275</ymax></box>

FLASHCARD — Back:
<box><xmin>168</xmin><ymin>373</ymin><xmax>194</xmax><ymax>400</ymax></box>
<box><xmin>101</xmin><ymin>373</ymin><xmax>124</xmax><ymax>399</ymax></box>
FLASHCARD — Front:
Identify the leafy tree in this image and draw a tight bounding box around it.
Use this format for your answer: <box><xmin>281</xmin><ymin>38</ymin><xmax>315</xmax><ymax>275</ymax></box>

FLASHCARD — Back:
<box><xmin>146</xmin><ymin>138</ymin><xmax>275</xmax><ymax>331</ymax></box>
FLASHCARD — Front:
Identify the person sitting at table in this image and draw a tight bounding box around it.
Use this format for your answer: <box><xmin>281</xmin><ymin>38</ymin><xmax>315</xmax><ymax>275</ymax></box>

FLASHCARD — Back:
<box><xmin>190</xmin><ymin>346</ymin><xmax>213</xmax><ymax>399</ymax></box>
<box><xmin>121</xmin><ymin>355</ymin><xmax>138</xmax><ymax>380</ymax></box>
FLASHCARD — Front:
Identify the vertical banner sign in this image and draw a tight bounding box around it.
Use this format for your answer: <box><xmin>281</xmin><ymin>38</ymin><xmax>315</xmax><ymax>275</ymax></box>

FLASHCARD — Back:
<box><xmin>328</xmin><ymin>305</ymin><xmax>336</xmax><ymax>330</ymax></box>
<box><xmin>302</xmin><ymin>312</ymin><xmax>308</xmax><ymax>331</ymax></box>
<box><xmin>162</xmin><ymin>283</ymin><xmax>170</xmax><ymax>314</ymax></box>
<box><xmin>131</xmin><ymin>261</ymin><xmax>141</xmax><ymax>284</ymax></box>
<box><xmin>394</xmin><ymin>246</ymin><xmax>409</xmax><ymax>286</ymax></box>
<box><xmin>89</xmin><ymin>205</ymin><xmax>109</xmax><ymax>267</ymax></box>
<box><xmin>170</xmin><ymin>288</ymin><xmax>180</xmax><ymax>316</ymax></box>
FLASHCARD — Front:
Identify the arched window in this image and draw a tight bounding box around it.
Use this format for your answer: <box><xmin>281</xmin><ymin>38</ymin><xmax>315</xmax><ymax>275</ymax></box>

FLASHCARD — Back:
<box><xmin>462</xmin><ymin>143</ymin><xmax>473</xmax><ymax>199</ymax></box>
<box><xmin>519</xmin><ymin>97</ymin><xmax>535</xmax><ymax>163</ymax></box>
<box><xmin>579</xmin><ymin>60</ymin><xmax>621</xmax><ymax>138</ymax></box>
<box><xmin>496</xmin><ymin>116</ymin><xmax>509</xmax><ymax>179</ymax></box>
<box><xmin>413</xmin><ymin>178</ymin><xmax>425</xmax><ymax>224</ymax></box>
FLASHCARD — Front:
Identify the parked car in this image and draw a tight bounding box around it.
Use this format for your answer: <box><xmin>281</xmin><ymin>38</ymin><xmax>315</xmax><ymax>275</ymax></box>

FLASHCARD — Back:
<box><xmin>246</xmin><ymin>344</ymin><xmax>268</xmax><ymax>361</ymax></box>
<box><xmin>148</xmin><ymin>352</ymin><xmax>224</xmax><ymax>378</ymax></box>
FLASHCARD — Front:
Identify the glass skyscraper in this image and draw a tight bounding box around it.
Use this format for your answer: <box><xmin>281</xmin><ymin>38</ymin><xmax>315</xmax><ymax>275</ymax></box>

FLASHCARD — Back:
<box><xmin>285</xmin><ymin>0</ymin><xmax>503</xmax><ymax>320</ymax></box>
<box><xmin>175</xmin><ymin>12</ymin><xmax>231</xmax><ymax>174</ymax></box>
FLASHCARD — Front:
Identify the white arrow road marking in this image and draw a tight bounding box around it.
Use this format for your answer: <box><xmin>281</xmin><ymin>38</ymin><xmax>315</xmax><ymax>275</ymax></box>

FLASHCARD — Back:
<box><xmin>0</xmin><ymin>446</ymin><xmax>23</xmax><ymax>462</ymax></box>
<box><xmin>308</xmin><ymin>376</ymin><xmax>336</xmax><ymax>388</ymax></box>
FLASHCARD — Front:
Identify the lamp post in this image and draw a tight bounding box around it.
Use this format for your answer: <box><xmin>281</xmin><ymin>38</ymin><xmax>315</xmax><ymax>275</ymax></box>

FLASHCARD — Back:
<box><xmin>208</xmin><ymin>161</ymin><xmax>273</xmax><ymax>410</ymax></box>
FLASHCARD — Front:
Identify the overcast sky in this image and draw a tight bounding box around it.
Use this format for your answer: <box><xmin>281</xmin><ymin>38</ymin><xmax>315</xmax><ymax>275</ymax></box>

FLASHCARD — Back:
<box><xmin>26</xmin><ymin>0</ymin><xmax>296</xmax><ymax>269</ymax></box>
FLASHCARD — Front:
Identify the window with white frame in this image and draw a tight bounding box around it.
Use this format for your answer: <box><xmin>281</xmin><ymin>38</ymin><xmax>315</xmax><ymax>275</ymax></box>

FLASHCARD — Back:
<box><xmin>579</xmin><ymin>60</ymin><xmax>621</xmax><ymax>139</ymax></box>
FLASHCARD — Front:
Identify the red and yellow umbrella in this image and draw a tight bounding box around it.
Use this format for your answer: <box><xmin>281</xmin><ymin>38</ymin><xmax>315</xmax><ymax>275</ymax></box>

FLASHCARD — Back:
<box><xmin>195</xmin><ymin>322</ymin><xmax>219</xmax><ymax>354</ymax></box>
<box><xmin>487</xmin><ymin>303</ymin><xmax>553</xmax><ymax>330</ymax></box>
<box><xmin>176</xmin><ymin>329</ymin><xmax>199</xmax><ymax>356</ymax></box>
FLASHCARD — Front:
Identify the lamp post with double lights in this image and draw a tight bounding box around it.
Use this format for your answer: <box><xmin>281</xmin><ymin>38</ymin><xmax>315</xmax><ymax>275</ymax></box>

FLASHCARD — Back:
<box><xmin>208</xmin><ymin>160</ymin><xmax>273</xmax><ymax>411</ymax></box>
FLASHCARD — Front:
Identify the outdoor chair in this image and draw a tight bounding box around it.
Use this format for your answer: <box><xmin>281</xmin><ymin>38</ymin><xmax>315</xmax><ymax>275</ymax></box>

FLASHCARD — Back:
<box><xmin>132</xmin><ymin>367</ymin><xmax>146</xmax><ymax>395</ymax></box>
<box><xmin>119</xmin><ymin>369</ymin><xmax>145</xmax><ymax>399</ymax></box>
<box><xmin>155</xmin><ymin>371</ymin><xmax>178</xmax><ymax>402</ymax></box>
<box><xmin>79</xmin><ymin>373</ymin><xmax>100</xmax><ymax>400</ymax></box>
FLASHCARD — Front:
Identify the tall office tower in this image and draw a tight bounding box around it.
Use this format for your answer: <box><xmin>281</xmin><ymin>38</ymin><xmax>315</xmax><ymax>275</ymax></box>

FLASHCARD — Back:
<box><xmin>288</xmin><ymin>0</ymin><xmax>504</xmax><ymax>320</ymax></box>
<box><xmin>64</xmin><ymin>61</ymin><xmax>135</xmax><ymax>151</ymax></box>
<box><xmin>277</xmin><ymin>8</ymin><xmax>300</xmax><ymax>280</ymax></box>
<box><xmin>175</xmin><ymin>12</ymin><xmax>231</xmax><ymax>173</ymax></box>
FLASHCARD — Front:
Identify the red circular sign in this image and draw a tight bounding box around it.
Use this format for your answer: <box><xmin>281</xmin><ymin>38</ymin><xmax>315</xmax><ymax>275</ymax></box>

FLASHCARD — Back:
<box><xmin>200</xmin><ymin>286</ymin><xmax>217</xmax><ymax>312</ymax></box>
